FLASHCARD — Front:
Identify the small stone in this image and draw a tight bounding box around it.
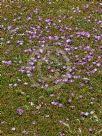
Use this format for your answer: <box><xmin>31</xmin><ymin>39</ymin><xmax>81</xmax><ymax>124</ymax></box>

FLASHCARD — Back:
<box><xmin>20</xmin><ymin>91</ymin><xmax>25</xmax><ymax>95</ymax></box>
<box><xmin>13</xmin><ymin>83</ymin><xmax>18</xmax><ymax>87</ymax></box>
<box><xmin>24</xmin><ymin>82</ymin><xmax>28</xmax><ymax>85</ymax></box>
<box><xmin>90</xmin><ymin>102</ymin><xmax>94</xmax><ymax>105</ymax></box>
<box><xmin>70</xmin><ymin>105</ymin><xmax>75</xmax><ymax>110</ymax></box>
<box><xmin>22</xmin><ymin>130</ymin><xmax>29</xmax><ymax>134</ymax></box>
<box><xmin>50</xmin><ymin>94</ymin><xmax>54</xmax><ymax>97</ymax></box>
<box><xmin>29</xmin><ymin>102</ymin><xmax>34</xmax><ymax>106</ymax></box>
<box><xmin>0</xmin><ymin>130</ymin><xmax>3</xmax><ymax>135</ymax></box>
<box><xmin>90</xmin><ymin>111</ymin><xmax>95</xmax><ymax>115</ymax></box>
<box><xmin>59</xmin><ymin>103</ymin><xmax>64</xmax><ymax>107</ymax></box>
<box><xmin>89</xmin><ymin>87</ymin><xmax>93</xmax><ymax>90</ymax></box>
<box><xmin>11</xmin><ymin>127</ymin><xmax>16</xmax><ymax>131</ymax></box>
<box><xmin>36</xmin><ymin>105</ymin><xmax>41</xmax><ymax>110</ymax></box>
<box><xmin>0</xmin><ymin>121</ymin><xmax>5</xmax><ymax>124</ymax></box>
<box><xmin>45</xmin><ymin>114</ymin><xmax>49</xmax><ymax>118</ymax></box>
<box><xmin>9</xmin><ymin>84</ymin><xmax>12</xmax><ymax>87</ymax></box>
<box><xmin>32</xmin><ymin>121</ymin><xmax>36</xmax><ymax>125</ymax></box>
<box><xmin>84</xmin><ymin>112</ymin><xmax>89</xmax><ymax>117</ymax></box>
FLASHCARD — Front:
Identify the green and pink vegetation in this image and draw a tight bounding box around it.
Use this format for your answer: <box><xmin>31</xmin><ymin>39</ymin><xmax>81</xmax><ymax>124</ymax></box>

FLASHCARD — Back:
<box><xmin>0</xmin><ymin>0</ymin><xmax>102</xmax><ymax>135</ymax></box>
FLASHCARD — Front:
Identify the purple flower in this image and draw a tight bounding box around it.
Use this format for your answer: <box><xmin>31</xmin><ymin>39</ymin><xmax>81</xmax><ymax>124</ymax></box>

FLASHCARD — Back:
<box><xmin>51</xmin><ymin>101</ymin><xmax>59</xmax><ymax>105</ymax></box>
<box><xmin>39</xmin><ymin>48</ymin><xmax>43</xmax><ymax>54</ymax></box>
<box><xmin>7</xmin><ymin>25</ymin><xmax>12</xmax><ymax>30</ymax></box>
<box><xmin>24</xmin><ymin>48</ymin><xmax>32</xmax><ymax>53</ymax></box>
<box><xmin>45</xmin><ymin>18</ymin><xmax>51</xmax><ymax>23</ymax></box>
<box><xmin>66</xmin><ymin>39</ymin><xmax>72</xmax><ymax>43</ymax></box>
<box><xmin>84</xmin><ymin>4</ymin><xmax>89</xmax><ymax>9</ymax></box>
<box><xmin>18</xmin><ymin>16</ymin><xmax>22</xmax><ymax>20</ymax></box>
<box><xmin>27</xmin><ymin>17</ymin><xmax>32</xmax><ymax>21</ymax></box>
<box><xmin>28</xmin><ymin>61</ymin><xmax>34</xmax><ymax>65</ymax></box>
<box><xmin>62</xmin><ymin>78</ymin><xmax>68</xmax><ymax>83</ymax></box>
<box><xmin>58</xmin><ymin>103</ymin><xmax>64</xmax><ymax>107</ymax></box>
<box><xmin>47</xmin><ymin>66</ymin><xmax>51</xmax><ymax>70</ymax></box>
<box><xmin>17</xmin><ymin>40</ymin><xmax>24</xmax><ymax>45</ymax></box>
<box><xmin>48</xmin><ymin>36</ymin><xmax>53</xmax><ymax>40</ymax></box>
<box><xmin>31</xmin><ymin>84</ymin><xmax>36</xmax><ymax>88</ymax></box>
<box><xmin>2</xmin><ymin>60</ymin><xmax>12</xmax><ymax>65</ymax></box>
<box><xmin>94</xmin><ymin>35</ymin><xmax>101</xmax><ymax>41</ymax></box>
<box><xmin>73</xmin><ymin>75</ymin><xmax>81</xmax><ymax>79</ymax></box>
<box><xmin>17</xmin><ymin>108</ymin><xmax>24</xmax><ymax>115</ymax></box>
<box><xmin>54</xmin><ymin>36</ymin><xmax>59</xmax><ymax>40</ymax></box>
<box><xmin>76</xmin><ymin>31</ymin><xmax>90</xmax><ymax>38</ymax></box>
<box><xmin>54</xmin><ymin>79</ymin><xmax>60</xmax><ymax>84</ymax></box>
<box><xmin>80</xmin><ymin>83</ymin><xmax>85</xmax><ymax>87</ymax></box>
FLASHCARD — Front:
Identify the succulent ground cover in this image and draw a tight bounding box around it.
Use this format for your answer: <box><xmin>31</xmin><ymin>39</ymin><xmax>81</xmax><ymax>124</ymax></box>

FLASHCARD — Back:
<box><xmin>0</xmin><ymin>0</ymin><xmax>102</xmax><ymax>136</ymax></box>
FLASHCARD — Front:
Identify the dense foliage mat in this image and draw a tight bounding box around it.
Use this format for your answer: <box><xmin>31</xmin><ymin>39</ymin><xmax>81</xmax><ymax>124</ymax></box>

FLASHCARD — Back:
<box><xmin>0</xmin><ymin>0</ymin><xmax>102</xmax><ymax>136</ymax></box>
